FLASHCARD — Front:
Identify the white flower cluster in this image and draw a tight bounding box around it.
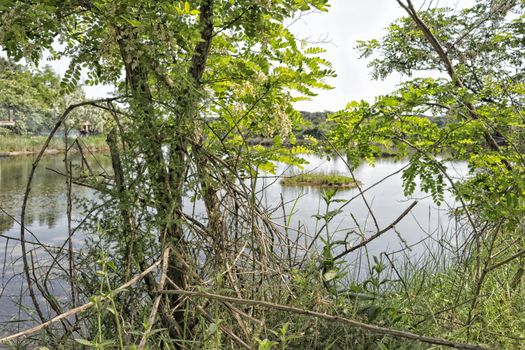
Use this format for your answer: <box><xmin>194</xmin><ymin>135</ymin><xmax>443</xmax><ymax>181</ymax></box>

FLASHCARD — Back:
<box><xmin>276</xmin><ymin>109</ymin><xmax>291</xmax><ymax>140</ymax></box>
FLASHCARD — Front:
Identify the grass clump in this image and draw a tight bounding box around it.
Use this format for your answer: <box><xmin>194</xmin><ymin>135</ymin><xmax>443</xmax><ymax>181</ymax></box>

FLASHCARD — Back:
<box><xmin>281</xmin><ymin>172</ymin><xmax>359</xmax><ymax>188</ymax></box>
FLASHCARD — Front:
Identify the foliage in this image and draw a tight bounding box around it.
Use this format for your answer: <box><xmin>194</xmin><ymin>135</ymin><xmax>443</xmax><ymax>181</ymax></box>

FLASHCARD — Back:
<box><xmin>297</xmin><ymin>110</ymin><xmax>330</xmax><ymax>140</ymax></box>
<box><xmin>330</xmin><ymin>0</ymin><xmax>525</xmax><ymax>221</ymax></box>
<box><xmin>0</xmin><ymin>58</ymin><xmax>61</xmax><ymax>134</ymax></box>
<box><xmin>328</xmin><ymin>0</ymin><xmax>525</xmax><ymax>347</ymax></box>
<box><xmin>2</xmin><ymin>0</ymin><xmax>525</xmax><ymax>349</ymax></box>
<box><xmin>0</xmin><ymin>58</ymin><xmax>109</xmax><ymax>134</ymax></box>
<box><xmin>0</xmin><ymin>0</ymin><xmax>339</xmax><ymax>349</ymax></box>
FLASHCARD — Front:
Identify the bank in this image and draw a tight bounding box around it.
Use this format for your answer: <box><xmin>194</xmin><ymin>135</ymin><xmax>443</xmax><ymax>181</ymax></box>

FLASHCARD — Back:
<box><xmin>0</xmin><ymin>135</ymin><xmax>109</xmax><ymax>157</ymax></box>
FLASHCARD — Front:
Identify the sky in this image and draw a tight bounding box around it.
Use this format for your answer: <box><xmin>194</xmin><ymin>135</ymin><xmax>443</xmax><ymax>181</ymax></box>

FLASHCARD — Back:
<box><xmin>290</xmin><ymin>0</ymin><xmax>407</xmax><ymax>111</ymax></box>
<box><xmin>2</xmin><ymin>0</ymin><xmax>473</xmax><ymax>112</ymax></box>
<box><xmin>289</xmin><ymin>0</ymin><xmax>474</xmax><ymax>111</ymax></box>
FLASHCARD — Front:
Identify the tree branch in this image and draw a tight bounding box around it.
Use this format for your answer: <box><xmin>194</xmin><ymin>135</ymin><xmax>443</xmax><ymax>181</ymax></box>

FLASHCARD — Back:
<box><xmin>333</xmin><ymin>201</ymin><xmax>418</xmax><ymax>261</ymax></box>
<box><xmin>158</xmin><ymin>289</ymin><xmax>491</xmax><ymax>350</ymax></box>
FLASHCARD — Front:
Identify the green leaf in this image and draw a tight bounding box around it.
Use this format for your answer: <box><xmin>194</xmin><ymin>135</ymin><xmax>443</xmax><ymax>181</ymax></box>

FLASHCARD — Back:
<box><xmin>207</xmin><ymin>323</ymin><xmax>219</xmax><ymax>335</ymax></box>
<box><xmin>366</xmin><ymin>305</ymin><xmax>381</xmax><ymax>322</ymax></box>
<box><xmin>258</xmin><ymin>161</ymin><xmax>276</xmax><ymax>174</ymax></box>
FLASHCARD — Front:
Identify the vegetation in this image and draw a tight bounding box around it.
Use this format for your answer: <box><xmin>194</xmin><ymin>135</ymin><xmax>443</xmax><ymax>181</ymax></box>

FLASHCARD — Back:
<box><xmin>0</xmin><ymin>134</ymin><xmax>108</xmax><ymax>154</ymax></box>
<box><xmin>0</xmin><ymin>58</ymin><xmax>61</xmax><ymax>134</ymax></box>
<box><xmin>281</xmin><ymin>172</ymin><xmax>359</xmax><ymax>188</ymax></box>
<box><xmin>246</xmin><ymin>111</ymin><xmax>329</xmax><ymax>147</ymax></box>
<box><xmin>328</xmin><ymin>0</ymin><xmax>525</xmax><ymax>347</ymax></box>
<box><xmin>0</xmin><ymin>58</ymin><xmax>110</xmax><ymax>135</ymax></box>
<box><xmin>0</xmin><ymin>0</ymin><xmax>524</xmax><ymax>349</ymax></box>
<box><xmin>297</xmin><ymin>111</ymin><xmax>330</xmax><ymax>141</ymax></box>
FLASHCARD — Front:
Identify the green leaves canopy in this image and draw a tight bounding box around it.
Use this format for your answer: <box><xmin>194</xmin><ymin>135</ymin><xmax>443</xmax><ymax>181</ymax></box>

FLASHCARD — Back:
<box><xmin>0</xmin><ymin>59</ymin><xmax>62</xmax><ymax>133</ymax></box>
<box><xmin>330</xmin><ymin>0</ymin><xmax>525</xmax><ymax>220</ymax></box>
<box><xmin>0</xmin><ymin>0</ymin><xmax>334</xmax><ymax>165</ymax></box>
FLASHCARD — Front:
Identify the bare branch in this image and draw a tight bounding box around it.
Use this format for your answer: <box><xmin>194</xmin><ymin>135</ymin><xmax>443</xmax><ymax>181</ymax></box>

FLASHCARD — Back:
<box><xmin>158</xmin><ymin>289</ymin><xmax>492</xmax><ymax>350</ymax></box>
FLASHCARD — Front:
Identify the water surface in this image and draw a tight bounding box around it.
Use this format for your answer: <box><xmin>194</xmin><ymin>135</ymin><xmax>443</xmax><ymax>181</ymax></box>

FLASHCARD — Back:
<box><xmin>0</xmin><ymin>153</ymin><xmax>468</xmax><ymax>335</ymax></box>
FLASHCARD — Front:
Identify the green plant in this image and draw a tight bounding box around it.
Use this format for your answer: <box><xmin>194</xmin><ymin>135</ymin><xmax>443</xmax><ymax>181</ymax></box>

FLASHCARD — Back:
<box><xmin>281</xmin><ymin>172</ymin><xmax>359</xmax><ymax>188</ymax></box>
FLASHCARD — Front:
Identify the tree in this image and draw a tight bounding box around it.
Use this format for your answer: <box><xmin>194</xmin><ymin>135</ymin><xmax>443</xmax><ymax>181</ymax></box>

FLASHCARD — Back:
<box><xmin>329</xmin><ymin>0</ymin><xmax>525</xmax><ymax>345</ymax></box>
<box><xmin>0</xmin><ymin>59</ymin><xmax>60</xmax><ymax>133</ymax></box>
<box><xmin>0</xmin><ymin>58</ymin><xmax>106</xmax><ymax>134</ymax></box>
<box><xmin>0</xmin><ymin>0</ymin><xmax>334</xmax><ymax>347</ymax></box>
<box><xmin>331</xmin><ymin>0</ymin><xmax>525</xmax><ymax>219</ymax></box>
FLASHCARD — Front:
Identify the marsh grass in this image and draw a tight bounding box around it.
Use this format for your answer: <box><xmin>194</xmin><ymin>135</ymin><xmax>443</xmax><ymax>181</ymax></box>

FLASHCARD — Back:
<box><xmin>281</xmin><ymin>172</ymin><xmax>359</xmax><ymax>188</ymax></box>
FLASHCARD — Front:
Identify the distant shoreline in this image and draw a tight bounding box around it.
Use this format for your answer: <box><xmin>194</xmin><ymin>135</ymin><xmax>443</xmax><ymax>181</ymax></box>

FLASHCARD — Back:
<box><xmin>0</xmin><ymin>149</ymin><xmax>62</xmax><ymax>157</ymax></box>
<box><xmin>0</xmin><ymin>134</ymin><xmax>109</xmax><ymax>157</ymax></box>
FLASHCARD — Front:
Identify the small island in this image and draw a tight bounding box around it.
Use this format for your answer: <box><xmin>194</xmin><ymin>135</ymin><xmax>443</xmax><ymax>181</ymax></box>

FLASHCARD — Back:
<box><xmin>280</xmin><ymin>173</ymin><xmax>360</xmax><ymax>188</ymax></box>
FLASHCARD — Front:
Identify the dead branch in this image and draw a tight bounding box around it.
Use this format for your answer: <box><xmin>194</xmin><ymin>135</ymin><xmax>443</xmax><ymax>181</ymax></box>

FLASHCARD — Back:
<box><xmin>333</xmin><ymin>201</ymin><xmax>418</xmax><ymax>261</ymax></box>
<box><xmin>0</xmin><ymin>256</ymin><xmax>161</xmax><ymax>344</ymax></box>
<box><xmin>158</xmin><ymin>289</ymin><xmax>492</xmax><ymax>350</ymax></box>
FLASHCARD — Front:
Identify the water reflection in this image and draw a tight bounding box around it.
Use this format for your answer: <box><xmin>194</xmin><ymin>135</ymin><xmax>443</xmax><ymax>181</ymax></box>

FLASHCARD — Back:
<box><xmin>0</xmin><ymin>155</ymin><xmax>103</xmax><ymax>239</ymax></box>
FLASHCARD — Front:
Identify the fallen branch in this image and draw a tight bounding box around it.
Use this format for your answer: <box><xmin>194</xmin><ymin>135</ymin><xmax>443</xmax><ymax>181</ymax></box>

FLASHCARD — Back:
<box><xmin>138</xmin><ymin>248</ymin><xmax>170</xmax><ymax>350</ymax></box>
<box><xmin>0</xmin><ymin>257</ymin><xmax>161</xmax><ymax>344</ymax></box>
<box><xmin>158</xmin><ymin>289</ymin><xmax>491</xmax><ymax>350</ymax></box>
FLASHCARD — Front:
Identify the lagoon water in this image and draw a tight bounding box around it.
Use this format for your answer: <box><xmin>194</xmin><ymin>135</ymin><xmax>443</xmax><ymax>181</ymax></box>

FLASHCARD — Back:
<box><xmin>0</xmin><ymin>153</ymin><xmax>469</xmax><ymax>334</ymax></box>
<box><xmin>264</xmin><ymin>155</ymin><xmax>469</xmax><ymax>272</ymax></box>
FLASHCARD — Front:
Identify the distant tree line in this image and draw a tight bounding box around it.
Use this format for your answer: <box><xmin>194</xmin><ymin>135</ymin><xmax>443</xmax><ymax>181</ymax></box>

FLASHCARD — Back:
<box><xmin>298</xmin><ymin>110</ymin><xmax>447</xmax><ymax>143</ymax></box>
<box><xmin>0</xmin><ymin>58</ymin><xmax>108</xmax><ymax>135</ymax></box>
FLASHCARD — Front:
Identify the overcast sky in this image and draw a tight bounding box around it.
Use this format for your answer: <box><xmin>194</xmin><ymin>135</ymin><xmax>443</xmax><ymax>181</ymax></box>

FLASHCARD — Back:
<box><xmin>289</xmin><ymin>0</ymin><xmax>474</xmax><ymax>111</ymax></box>
<box><xmin>290</xmin><ymin>0</ymin><xmax>406</xmax><ymax>111</ymax></box>
<box><xmin>4</xmin><ymin>0</ymin><xmax>473</xmax><ymax>112</ymax></box>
